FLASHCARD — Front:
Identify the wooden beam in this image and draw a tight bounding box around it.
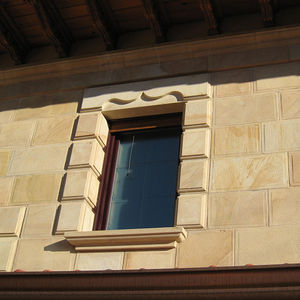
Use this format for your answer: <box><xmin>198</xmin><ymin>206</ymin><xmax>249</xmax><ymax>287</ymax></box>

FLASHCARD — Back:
<box><xmin>198</xmin><ymin>0</ymin><xmax>219</xmax><ymax>35</ymax></box>
<box><xmin>0</xmin><ymin>5</ymin><xmax>29</xmax><ymax>64</ymax></box>
<box><xmin>26</xmin><ymin>0</ymin><xmax>72</xmax><ymax>57</ymax></box>
<box><xmin>142</xmin><ymin>0</ymin><xmax>166</xmax><ymax>43</ymax></box>
<box><xmin>85</xmin><ymin>0</ymin><xmax>118</xmax><ymax>50</ymax></box>
<box><xmin>258</xmin><ymin>0</ymin><xmax>275</xmax><ymax>27</ymax></box>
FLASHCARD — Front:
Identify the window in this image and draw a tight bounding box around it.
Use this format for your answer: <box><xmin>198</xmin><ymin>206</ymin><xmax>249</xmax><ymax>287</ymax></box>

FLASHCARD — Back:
<box><xmin>93</xmin><ymin>114</ymin><xmax>181</xmax><ymax>230</ymax></box>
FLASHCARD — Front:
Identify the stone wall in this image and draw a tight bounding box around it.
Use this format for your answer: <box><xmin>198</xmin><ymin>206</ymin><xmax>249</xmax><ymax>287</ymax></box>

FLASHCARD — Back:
<box><xmin>0</xmin><ymin>50</ymin><xmax>300</xmax><ymax>272</ymax></box>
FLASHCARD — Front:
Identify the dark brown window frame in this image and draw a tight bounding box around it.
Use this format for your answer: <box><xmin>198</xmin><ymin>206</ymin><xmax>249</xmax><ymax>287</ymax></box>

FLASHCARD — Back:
<box><xmin>93</xmin><ymin>113</ymin><xmax>182</xmax><ymax>230</ymax></box>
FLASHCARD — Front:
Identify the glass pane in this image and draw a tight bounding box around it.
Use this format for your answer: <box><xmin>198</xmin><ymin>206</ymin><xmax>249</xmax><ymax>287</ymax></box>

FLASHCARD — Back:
<box><xmin>107</xmin><ymin>129</ymin><xmax>180</xmax><ymax>230</ymax></box>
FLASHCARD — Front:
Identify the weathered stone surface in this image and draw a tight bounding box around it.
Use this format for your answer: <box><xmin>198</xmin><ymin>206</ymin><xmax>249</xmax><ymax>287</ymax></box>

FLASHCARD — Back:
<box><xmin>214</xmin><ymin>124</ymin><xmax>260</xmax><ymax>155</ymax></box>
<box><xmin>9</xmin><ymin>145</ymin><xmax>69</xmax><ymax>175</ymax></box>
<box><xmin>264</xmin><ymin>120</ymin><xmax>300</xmax><ymax>152</ymax></box>
<box><xmin>11</xmin><ymin>174</ymin><xmax>62</xmax><ymax>204</ymax></box>
<box><xmin>124</xmin><ymin>250</ymin><xmax>175</xmax><ymax>270</ymax></box>
<box><xmin>76</xmin><ymin>252</ymin><xmax>124</xmax><ymax>271</ymax></box>
<box><xmin>178</xmin><ymin>159</ymin><xmax>208</xmax><ymax>192</ymax></box>
<box><xmin>0</xmin><ymin>177</ymin><xmax>14</xmax><ymax>206</ymax></box>
<box><xmin>270</xmin><ymin>187</ymin><xmax>300</xmax><ymax>225</ymax></box>
<box><xmin>214</xmin><ymin>93</ymin><xmax>277</xmax><ymax>126</ymax></box>
<box><xmin>236</xmin><ymin>226</ymin><xmax>300</xmax><ymax>265</ymax></box>
<box><xmin>281</xmin><ymin>90</ymin><xmax>300</xmax><ymax>119</ymax></box>
<box><xmin>211</xmin><ymin>153</ymin><xmax>288</xmax><ymax>191</ymax></box>
<box><xmin>181</xmin><ymin>128</ymin><xmax>210</xmax><ymax>159</ymax></box>
<box><xmin>22</xmin><ymin>204</ymin><xmax>57</xmax><ymax>236</ymax></box>
<box><xmin>33</xmin><ymin>116</ymin><xmax>74</xmax><ymax>145</ymax></box>
<box><xmin>208</xmin><ymin>191</ymin><xmax>267</xmax><ymax>227</ymax></box>
<box><xmin>0</xmin><ymin>121</ymin><xmax>34</xmax><ymax>147</ymax></box>
<box><xmin>0</xmin><ymin>206</ymin><xmax>26</xmax><ymax>236</ymax></box>
<box><xmin>0</xmin><ymin>151</ymin><xmax>11</xmax><ymax>176</ymax></box>
<box><xmin>290</xmin><ymin>152</ymin><xmax>300</xmax><ymax>185</ymax></box>
<box><xmin>13</xmin><ymin>237</ymin><xmax>74</xmax><ymax>271</ymax></box>
<box><xmin>177</xmin><ymin>230</ymin><xmax>233</xmax><ymax>267</ymax></box>
<box><xmin>183</xmin><ymin>100</ymin><xmax>211</xmax><ymax>127</ymax></box>
<box><xmin>176</xmin><ymin>193</ymin><xmax>206</xmax><ymax>227</ymax></box>
<box><xmin>214</xmin><ymin>69</ymin><xmax>252</xmax><ymax>97</ymax></box>
<box><xmin>0</xmin><ymin>99</ymin><xmax>17</xmax><ymax>123</ymax></box>
<box><xmin>0</xmin><ymin>238</ymin><xmax>18</xmax><ymax>271</ymax></box>
<box><xmin>82</xmin><ymin>205</ymin><xmax>95</xmax><ymax>231</ymax></box>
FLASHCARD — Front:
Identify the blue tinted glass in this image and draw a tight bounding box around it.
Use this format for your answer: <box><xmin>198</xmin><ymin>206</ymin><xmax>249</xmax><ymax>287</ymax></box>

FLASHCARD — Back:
<box><xmin>107</xmin><ymin>129</ymin><xmax>180</xmax><ymax>230</ymax></box>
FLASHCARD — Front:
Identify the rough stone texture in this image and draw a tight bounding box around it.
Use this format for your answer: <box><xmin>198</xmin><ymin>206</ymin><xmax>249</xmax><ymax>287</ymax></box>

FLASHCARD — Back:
<box><xmin>270</xmin><ymin>187</ymin><xmax>300</xmax><ymax>225</ymax></box>
<box><xmin>214</xmin><ymin>69</ymin><xmax>252</xmax><ymax>97</ymax></box>
<box><xmin>22</xmin><ymin>204</ymin><xmax>57</xmax><ymax>237</ymax></box>
<box><xmin>177</xmin><ymin>230</ymin><xmax>233</xmax><ymax>267</ymax></box>
<box><xmin>214</xmin><ymin>124</ymin><xmax>260</xmax><ymax>156</ymax></box>
<box><xmin>0</xmin><ymin>238</ymin><xmax>18</xmax><ymax>271</ymax></box>
<box><xmin>0</xmin><ymin>121</ymin><xmax>35</xmax><ymax>147</ymax></box>
<box><xmin>236</xmin><ymin>226</ymin><xmax>300</xmax><ymax>265</ymax></box>
<box><xmin>183</xmin><ymin>100</ymin><xmax>211</xmax><ymax>127</ymax></box>
<box><xmin>290</xmin><ymin>152</ymin><xmax>300</xmax><ymax>186</ymax></box>
<box><xmin>0</xmin><ymin>206</ymin><xmax>26</xmax><ymax>237</ymax></box>
<box><xmin>264</xmin><ymin>119</ymin><xmax>300</xmax><ymax>152</ymax></box>
<box><xmin>281</xmin><ymin>90</ymin><xmax>300</xmax><ymax>119</ymax></box>
<box><xmin>211</xmin><ymin>153</ymin><xmax>288</xmax><ymax>191</ymax></box>
<box><xmin>76</xmin><ymin>252</ymin><xmax>124</xmax><ymax>271</ymax></box>
<box><xmin>176</xmin><ymin>193</ymin><xmax>206</xmax><ymax>227</ymax></box>
<box><xmin>9</xmin><ymin>144</ymin><xmax>69</xmax><ymax>175</ymax></box>
<box><xmin>13</xmin><ymin>237</ymin><xmax>74</xmax><ymax>271</ymax></box>
<box><xmin>0</xmin><ymin>151</ymin><xmax>11</xmax><ymax>176</ymax></box>
<box><xmin>11</xmin><ymin>174</ymin><xmax>62</xmax><ymax>204</ymax></box>
<box><xmin>33</xmin><ymin>116</ymin><xmax>74</xmax><ymax>145</ymax></box>
<box><xmin>181</xmin><ymin>128</ymin><xmax>210</xmax><ymax>158</ymax></box>
<box><xmin>124</xmin><ymin>250</ymin><xmax>175</xmax><ymax>270</ymax></box>
<box><xmin>208</xmin><ymin>191</ymin><xmax>267</xmax><ymax>228</ymax></box>
<box><xmin>214</xmin><ymin>93</ymin><xmax>277</xmax><ymax>126</ymax></box>
<box><xmin>0</xmin><ymin>177</ymin><xmax>14</xmax><ymax>206</ymax></box>
<box><xmin>178</xmin><ymin>159</ymin><xmax>208</xmax><ymax>192</ymax></box>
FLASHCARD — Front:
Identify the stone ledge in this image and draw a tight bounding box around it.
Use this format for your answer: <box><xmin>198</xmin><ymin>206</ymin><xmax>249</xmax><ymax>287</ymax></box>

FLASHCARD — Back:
<box><xmin>64</xmin><ymin>227</ymin><xmax>187</xmax><ymax>252</ymax></box>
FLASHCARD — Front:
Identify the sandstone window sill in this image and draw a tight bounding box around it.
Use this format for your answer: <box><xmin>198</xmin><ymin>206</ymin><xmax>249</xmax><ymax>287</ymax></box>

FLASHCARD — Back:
<box><xmin>64</xmin><ymin>226</ymin><xmax>187</xmax><ymax>252</ymax></box>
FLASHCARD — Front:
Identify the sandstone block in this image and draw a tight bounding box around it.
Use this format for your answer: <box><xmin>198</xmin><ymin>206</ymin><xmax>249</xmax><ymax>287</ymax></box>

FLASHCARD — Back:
<box><xmin>236</xmin><ymin>226</ymin><xmax>300</xmax><ymax>265</ymax></box>
<box><xmin>270</xmin><ymin>187</ymin><xmax>300</xmax><ymax>225</ymax></box>
<box><xmin>0</xmin><ymin>150</ymin><xmax>11</xmax><ymax>176</ymax></box>
<box><xmin>68</xmin><ymin>140</ymin><xmax>104</xmax><ymax>176</ymax></box>
<box><xmin>0</xmin><ymin>206</ymin><xmax>26</xmax><ymax>236</ymax></box>
<box><xmin>183</xmin><ymin>100</ymin><xmax>211</xmax><ymax>128</ymax></box>
<box><xmin>214</xmin><ymin>69</ymin><xmax>252</xmax><ymax>97</ymax></box>
<box><xmin>82</xmin><ymin>205</ymin><xmax>95</xmax><ymax>231</ymax></box>
<box><xmin>124</xmin><ymin>249</ymin><xmax>175</xmax><ymax>270</ymax></box>
<box><xmin>178</xmin><ymin>159</ymin><xmax>208</xmax><ymax>192</ymax></box>
<box><xmin>0</xmin><ymin>177</ymin><xmax>14</xmax><ymax>205</ymax></box>
<box><xmin>281</xmin><ymin>90</ymin><xmax>300</xmax><ymax>119</ymax></box>
<box><xmin>211</xmin><ymin>153</ymin><xmax>288</xmax><ymax>191</ymax></box>
<box><xmin>181</xmin><ymin>128</ymin><xmax>210</xmax><ymax>159</ymax></box>
<box><xmin>33</xmin><ymin>116</ymin><xmax>74</xmax><ymax>145</ymax></box>
<box><xmin>62</xmin><ymin>170</ymin><xmax>99</xmax><ymax>207</ymax></box>
<box><xmin>177</xmin><ymin>230</ymin><xmax>233</xmax><ymax>267</ymax></box>
<box><xmin>264</xmin><ymin>119</ymin><xmax>300</xmax><ymax>152</ymax></box>
<box><xmin>176</xmin><ymin>193</ymin><xmax>206</xmax><ymax>227</ymax></box>
<box><xmin>76</xmin><ymin>252</ymin><xmax>123</xmax><ymax>271</ymax></box>
<box><xmin>11</xmin><ymin>173</ymin><xmax>62</xmax><ymax>204</ymax></box>
<box><xmin>215</xmin><ymin>93</ymin><xmax>277</xmax><ymax>126</ymax></box>
<box><xmin>0</xmin><ymin>121</ymin><xmax>34</xmax><ymax>147</ymax></box>
<box><xmin>9</xmin><ymin>144</ymin><xmax>69</xmax><ymax>175</ymax></box>
<box><xmin>290</xmin><ymin>152</ymin><xmax>300</xmax><ymax>185</ymax></box>
<box><xmin>208</xmin><ymin>191</ymin><xmax>266</xmax><ymax>228</ymax></box>
<box><xmin>0</xmin><ymin>238</ymin><xmax>18</xmax><ymax>271</ymax></box>
<box><xmin>214</xmin><ymin>124</ymin><xmax>260</xmax><ymax>156</ymax></box>
<box><xmin>13</xmin><ymin>237</ymin><xmax>74</xmax><ymax>271</ymax></box>
<box><xmin>22</xmin><ymin>204</ymin><xmax>57</xmax><ymax>236</ymax></box>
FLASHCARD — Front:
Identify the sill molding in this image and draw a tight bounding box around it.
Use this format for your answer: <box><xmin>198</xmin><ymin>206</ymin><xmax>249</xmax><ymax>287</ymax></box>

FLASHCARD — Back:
<box><xmin>64</xmin><ymin>226</ymin><xmax>187</xmax><ymax>252</ymax></box>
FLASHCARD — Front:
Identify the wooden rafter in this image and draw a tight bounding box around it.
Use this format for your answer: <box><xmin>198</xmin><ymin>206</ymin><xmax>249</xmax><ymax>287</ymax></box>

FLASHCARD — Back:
<box><xmin>142</xmin><ymin>0</ymin><xmax>166</xmax><ymax>43</ymax></box>
<box><xmin>198</xmin><ymin>0</ymin><xmax>219</xmax><ymax>35</ymax></box>
<box><xmin>258</xmin><ymin>0</ymin><xmax>275</xmax><ymax>27</ymax></box>
<box><xmin>0</xmin><ymin>4</ymin><xmax>29</xmax><ymax>64</ymax></box>
<box><xmin>26</xmin><ymin>0</ymin><xmax>72</xmax><ymax>57</ymax></box>
<box><xmin>85</xmin><ymin>0</ymin><xmax>118</xmax><ymax>50</ymax></box>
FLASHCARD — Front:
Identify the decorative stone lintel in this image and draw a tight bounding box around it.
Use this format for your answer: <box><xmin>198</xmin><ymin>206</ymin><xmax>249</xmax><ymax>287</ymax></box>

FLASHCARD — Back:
<box><xmin>64</xmin><ymin>226</ymin><xmax>187</xmax><ymax>252</ymax></box>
